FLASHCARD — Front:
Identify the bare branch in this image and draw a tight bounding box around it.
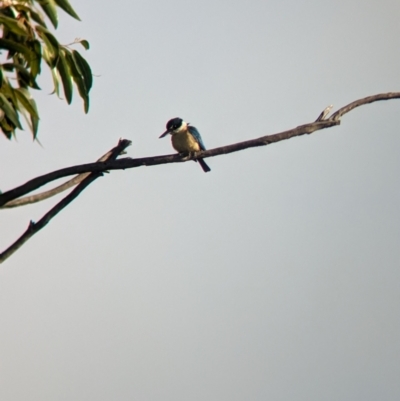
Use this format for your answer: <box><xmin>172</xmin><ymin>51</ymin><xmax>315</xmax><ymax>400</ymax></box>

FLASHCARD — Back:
<box><xmin>1</xmin><ymin>142</ymin><xmax>129</xmax><ymax>209</ymax></box>
<box><xmin>330</xmin><ymin>92</ymin><xmax>400</xmax><ymax>120</ymax></box>
<box><xmin>0</xmin><ymin>120</ymin><xmax>338</xmax><ymax>207</ymax></box>
<box><xmin>1</xmin><ymin>91</ymin><xmax>399</xmax><ymax>263</ymax></box>
<box><xmin>0</xmin><ymin>173</ymin><xmax>101</xmax><ymax>263</ymax></box>
<box><xmin>1</xmin><ymin>92</ymin><xmax>399</xmax><ymax>209</ymax></box>
<box><xmin>0</xmin><ymin>139</ymin><xmax>131</xmax><ymax>264</ymax></box>
<box><xmin>2</xmin><ymin>174</ymin><xmax>94</xmax><ymax>208</ymax></box>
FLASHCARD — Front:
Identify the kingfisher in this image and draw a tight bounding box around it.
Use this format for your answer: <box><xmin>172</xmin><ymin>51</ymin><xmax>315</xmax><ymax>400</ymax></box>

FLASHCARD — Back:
<box><xmin>159</xmin><ymin>117</ymin><xmax>211</xmax><ymax>173</ymax></box>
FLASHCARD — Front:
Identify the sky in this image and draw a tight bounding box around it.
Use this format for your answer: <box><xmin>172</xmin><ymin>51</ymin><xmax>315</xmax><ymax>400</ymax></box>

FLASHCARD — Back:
<box><xmin>1</xmin><ymin>0</ymin><xmax>400</xmax><ymax>400</ymax></box>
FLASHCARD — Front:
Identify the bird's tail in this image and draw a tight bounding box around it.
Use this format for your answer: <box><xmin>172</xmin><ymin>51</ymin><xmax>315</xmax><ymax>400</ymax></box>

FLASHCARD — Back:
<box><xmin>198</xmin><ymin>158</ymin><xmax>211</xmax><ymax>173</ymax></box>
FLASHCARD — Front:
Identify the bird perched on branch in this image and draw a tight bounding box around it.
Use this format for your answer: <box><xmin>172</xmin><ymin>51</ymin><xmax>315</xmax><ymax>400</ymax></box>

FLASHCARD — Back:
<box><xmin>159</xmin><ymin>117</ymin><xmax>211</xmax><ymax>173</ymax></box>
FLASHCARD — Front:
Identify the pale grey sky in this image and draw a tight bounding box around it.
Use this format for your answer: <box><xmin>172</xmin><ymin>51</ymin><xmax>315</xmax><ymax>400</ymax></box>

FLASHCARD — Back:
<box><xmin>1</xmin><ymin>1</ymin><xmax>400</xmax><ymax>400</ymax></box>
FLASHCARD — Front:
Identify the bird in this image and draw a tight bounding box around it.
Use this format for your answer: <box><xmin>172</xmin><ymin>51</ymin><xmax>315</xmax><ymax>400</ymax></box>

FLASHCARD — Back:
<box><xmin>159</xmin><ymin>117</ymin><xmax>211</xmax><ymax>173</ymax></box>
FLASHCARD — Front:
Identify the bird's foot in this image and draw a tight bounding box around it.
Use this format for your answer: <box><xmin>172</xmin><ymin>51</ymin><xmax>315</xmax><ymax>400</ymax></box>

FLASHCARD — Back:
<box><xmin>190</xmin><ymin>151</ymin><xmax>201</xmax><ymax>160</ymax></box>
<box><xmin>179</xmin><ymin>152</ymin><xmax>191</xmax><ymax>161</ymax></box>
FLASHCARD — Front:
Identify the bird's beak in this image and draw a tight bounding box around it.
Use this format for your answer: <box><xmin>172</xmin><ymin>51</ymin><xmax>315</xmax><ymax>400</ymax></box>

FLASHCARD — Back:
<box><xmin>159</xmin><ymin>130</ymin><xmax>170</xmax><ymax>138</ymax></box>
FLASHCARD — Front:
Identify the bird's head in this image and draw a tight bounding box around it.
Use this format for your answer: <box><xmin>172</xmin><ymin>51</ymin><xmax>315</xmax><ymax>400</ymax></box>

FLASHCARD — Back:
<box><xmin>159</xmin><ymin>117</ymin><xmax>188</xmax><ymax>138</ymax></box>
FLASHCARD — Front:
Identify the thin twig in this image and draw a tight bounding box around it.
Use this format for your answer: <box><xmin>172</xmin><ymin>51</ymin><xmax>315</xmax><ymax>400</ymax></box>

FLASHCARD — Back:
<box><xmin>330</xmin><ymin>92</ymin><xmax>400</xmax><ymax>120</ymax></box>
<box><xmin>1</xmin><ymin>174</ymin><xmax>94</xmax><ymax>208</ymax></box>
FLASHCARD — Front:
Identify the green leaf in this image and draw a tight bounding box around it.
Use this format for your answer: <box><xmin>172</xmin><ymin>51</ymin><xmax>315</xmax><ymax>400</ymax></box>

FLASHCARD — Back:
<box><xmin>0</xmin><ymin>118</ymin><xmax>14</xmax><ymax>139</ymax></box>
<box><xmin>65</xmin><ymin>50</ymin><xmax>89</xmax><ymax>113</ymax></box>
<box><xmin>64</xmin><ymin>50</ymin><xmax>79</xmax><ymax>76</ymax></box>
<box><xmin>2</xmin><ymin>63</ymin><xmax>41</xmax><ymax>89</ymax></box>
<box><xmin>0</xmin><ymin>38</ymin><xmax>35</xmax><ymax>62</ymax></box>
<box><xmin>38</xmin><ymin>0</ymin><xmax>58</xmax><ymax>28</ymax></box>
<box><xmin>2</xmin><ymin>63</ymin><xmax>15</xmax><ymax>72</ymax></box>
<box><xmin>50</xmin><ymin>67</ymin><xmax>60</xmax><ymax>96</ymax></box>
<box><xmin>14</xmin><ymin>88</ymin><xmax>39</xmax><ymax>120</ymax></box>
<box><xmin>79</xmin><ymin>39</ymin><xmax>89</xmax><ymax>50</ymax></box>
<box><xmin>54</xmin><ymin>0</ymin><xmax>80</xmax><ymax>21</ymax></box>
<box><xmin>14</xmin><ymin>88</ymin><xmax>39</xmax><ymax>138</ymax></box>
<box><xmin>31</xmin><ymin>107</ymin><xmax>39</xmax><ymax>138</ymax></box>
<box><xmin>72</xmin><ymin>50</ymin><xmax>92</xmax><ymax>92</ymax></box>
<box><xmin>56</xmin><ymin>50</ymin><xmax>72</xmax><ymax>104</ymax></box>
<box><xmin>0</xmin><ymin>68</ymin><xmax>3</xmax><ymax>88</ymax></box>
<box><xmin>0</xmin><ymin>80</ymin><xmax>18</xmax><ymax>105</ymax></box>
<box><xmin>18</xmin><ymin>71</ymin><xmax>41</xmax><ymax>89</ymax></box>
<box><xmin>83</xmin><ymin>94</ymin><xmax>89</xmax><ymax>113</ymax></box>
<box><xmin>0</xmin><ymin>93</ymin><xmax>22</xmax><ymax>129</ymax></box>
<box><xmin>16</xmin><ymin>5</ymin><xmax>48</xmax><ymax>28</ymax></box>
<box><xmin>35</xmin><ymin>26</ymin><xmax>59</xmax><ymax>67</ymax></box>
<box><xmin>29</xmin><ymin>40</ymin><xmax>42</xmax><ymax>77</ymax></box>
<box><xmin>0</xmin><ymin>15</ymin><xmax>28</xmax><ymax>36</ymax></box>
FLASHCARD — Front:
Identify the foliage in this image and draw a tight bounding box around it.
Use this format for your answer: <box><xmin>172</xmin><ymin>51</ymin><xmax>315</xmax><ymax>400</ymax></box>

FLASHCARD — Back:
<box><xmin>0</xmin><ymin>0</ymin><xmax>92</xmax><ymax>139</ymax></box>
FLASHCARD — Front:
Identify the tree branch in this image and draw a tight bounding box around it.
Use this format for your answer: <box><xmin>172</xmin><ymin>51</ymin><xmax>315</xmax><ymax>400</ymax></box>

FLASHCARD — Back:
<box><xmin>330</xmin><ymin>92</ymin><xmax>400</xmax><ymax>120</ymax></box>
<box><xmin>0</xmin><ymin>120</ymin><xmax>338</xmax><ymax>206</ymax></box>
<box><xmin>0</xmin><ymin>139</ymin><xmax>131</xmax><ymax>264</ymax></box>
<box><xmin>0</xmin><ymin>173</ymin><xmax>100</xmax><ymax>263</ymax></box>
<box><xmin>1</xmin><ymin>92</ymin><xmax>399</xmax><ymax>209</ymax></box>
<box><xmin>1</xmin><ymin>143</ymin><xmax>129</xmax><ymax>209</ymax></box>
<box><xmin>1</xmin><ymin>91</ymin><xmax>399</xmax><ymax>263</ymax></box>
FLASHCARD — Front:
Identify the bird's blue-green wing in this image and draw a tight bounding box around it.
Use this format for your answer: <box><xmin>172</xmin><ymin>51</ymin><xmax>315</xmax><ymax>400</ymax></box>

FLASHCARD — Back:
<box><xmin>188</xmin><ymin>126</ymin><xmax>206</xmax><ymax>151</ymax></box>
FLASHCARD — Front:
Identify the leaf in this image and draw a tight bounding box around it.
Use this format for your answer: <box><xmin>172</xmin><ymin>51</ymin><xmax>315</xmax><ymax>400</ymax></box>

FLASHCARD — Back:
<box><xmin>83</xmin><ymin>94</ymin><xmax>89</xmax><ymax>113</ymax></box>
<box><xmin>30</xmin><ymin>106</ymin><xmax>39</xmax><ymax>137</ymax></box>
<box><xmin>0</xmin><ymin>15</ymin><xmax>28</xmax><ymax>36</ymax></box>
<box><xmin>0</xmin><ymin>93</ymin><xmax>22</xmax><ymax>129</ymax></box>
<box><xmin>65</xmin><ymin>50</ymin><xmax>89</xmax><ymax>113</ymax></box>
<box><xmin>0</xmin><ymin>38</ymin><xmax>35</xmax><ymax>62</ymax></box>
<box><xmin>18</xmin><ymin>5</ymin><xmax>48</xmax><ymax>28</ymax></box>
<box><xmin>29</xmin><ymin>40</ymin><xmax>42</xmax><ymax>78</ymax></box>
<box><xmin>79</xmin><ymin>39</ymin><xmax>89</xmax><ymax>50</ymax></box>
<box><xmin>50</xmin><ymin>68</ymin><xmax>60</xmax><ymax>97</ymax></box>
<box><xmin>56</xmin><ymin>50</ymin><xmax>72</xmax><ymax>104</ymax></box>
<box><xmin>0</xmin><ymin>80</ymin><xmax>18</xmax><ymax>105</ymax></box>
<box><xmin>50</xmin><ymin>67</ymin><xmax>60</xmax><ymax>96</ymax></box>
<box><xmin>35</xmin><ymin>26</ymin><xmax>59</xmax><ymax>67</ymax></box>
<box><xmin>0</xmin><ymin>118</ymin><xmax>14</xmax><ymax>139</ymax></box>
<box><xmin>38</xmin><ymin>0</ymin><xmax>58</xmax><ymax>28</ymax></box>
<box><xmin>72</xmin><ymin>50</ymin><xmax>92</xmax><ymax>92</ymax></box>
<box><xmin>18</xmin><ymin>70</ymin><xmax>41</xmax><ymax>89</ymax></box>
<box><xmin>2</xmin><ymin>64</ymin><xmax>13</xmax><ymax>72</ymax></box>
<box><xmin>14</xmin><ymin>88</ymin><xmax>39</xmax><ymax>119</ymax></box>
<box><xmin>2</xmin><ymin>63</ymin><xmax>41</xmax><ymax>89</ymax></box>
<box><xmin>54</xmin><ymin>0</ymin><xmax>80</xmax><ymax>21</ymax></box>
<box><xmin>14</xmin><ymin>88</ymin><xmax>40</xmax><ymax>138</ymax></box>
